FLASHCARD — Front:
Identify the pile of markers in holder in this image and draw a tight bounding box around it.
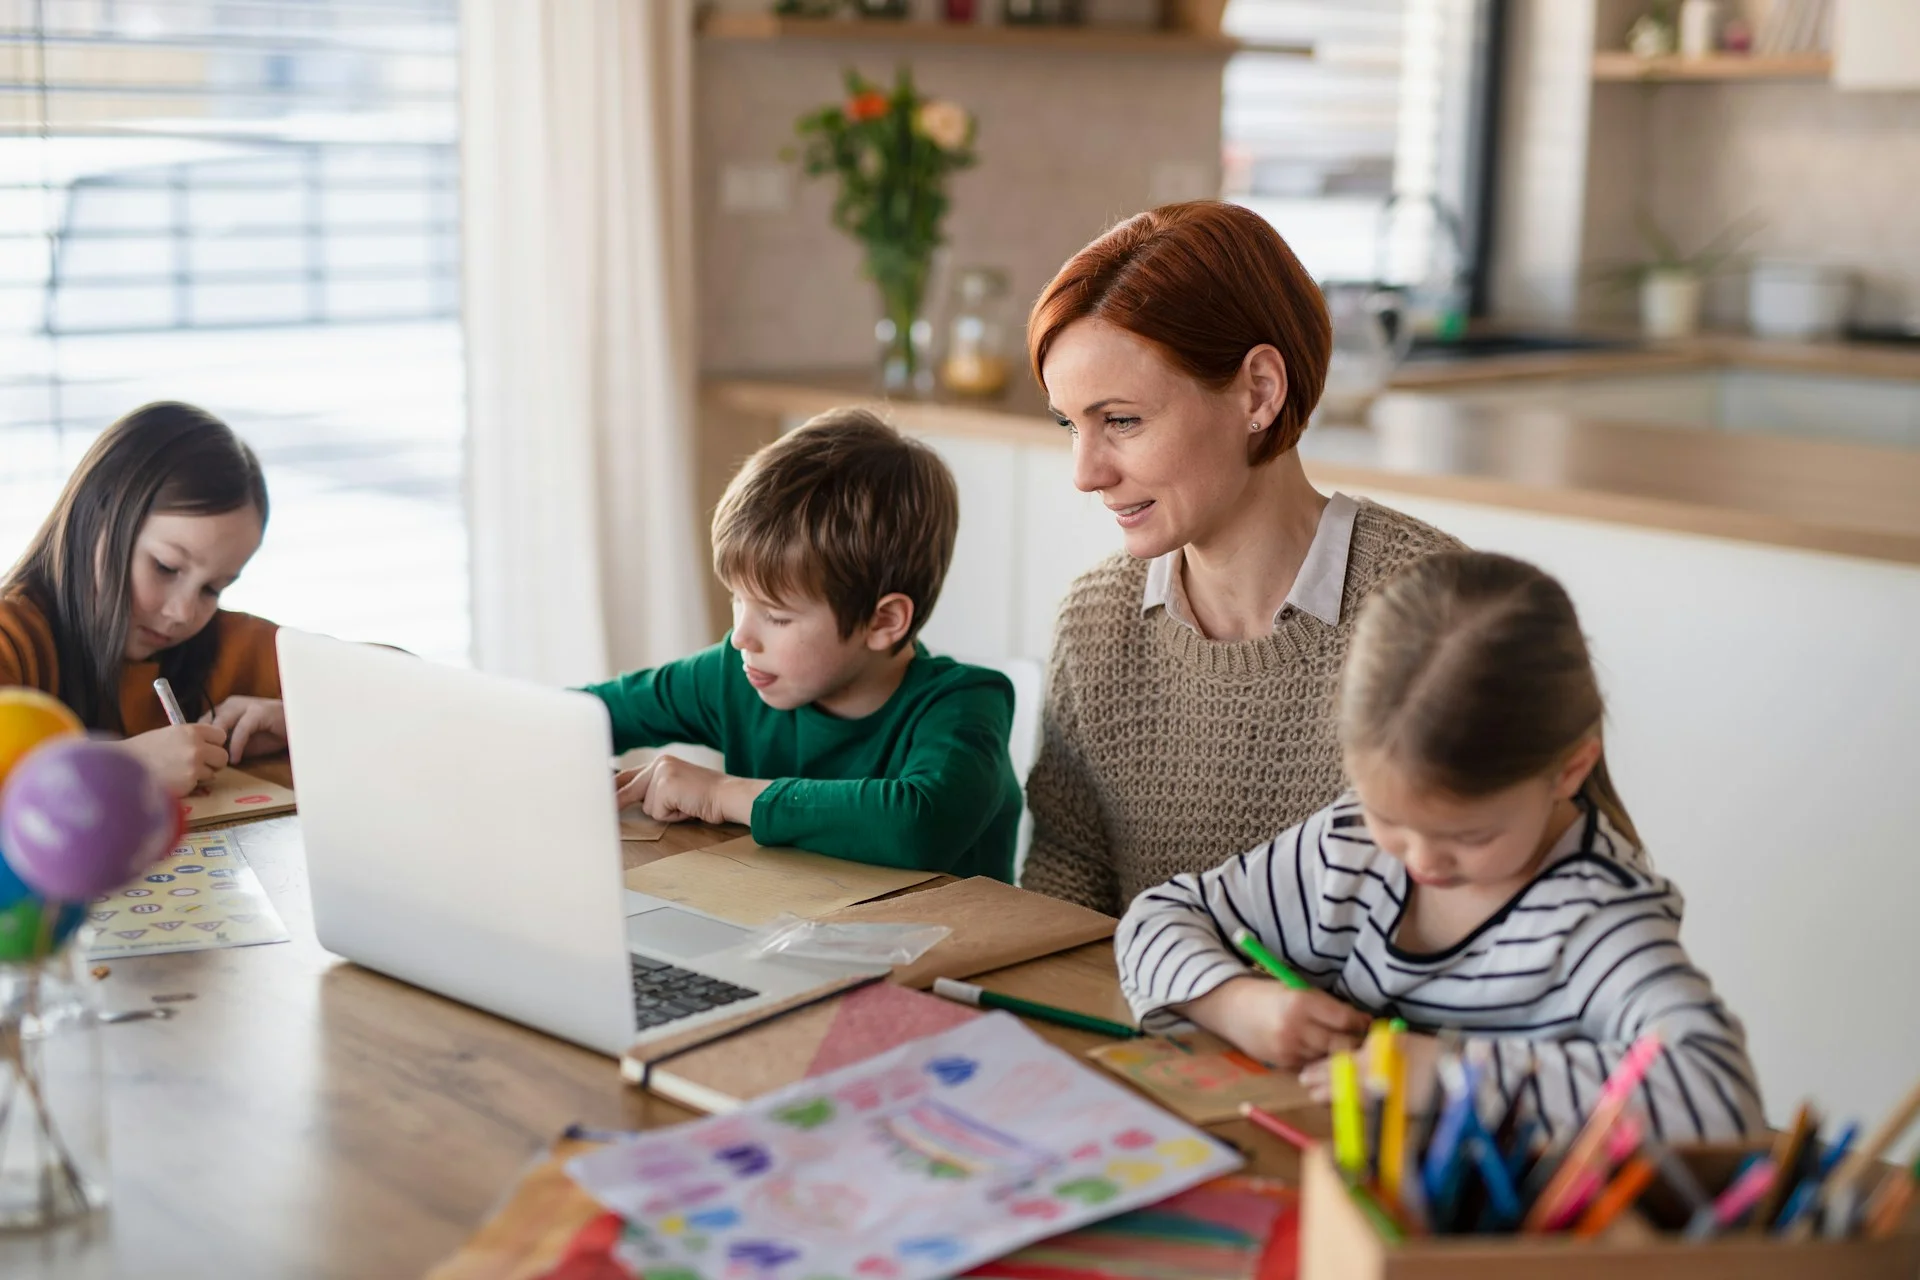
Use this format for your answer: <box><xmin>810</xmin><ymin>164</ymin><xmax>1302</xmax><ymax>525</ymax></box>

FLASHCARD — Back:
<box><xmin>1240</xmin><ymin>1020</ymin><xmax>1920</xmax><ymax>1246</ymax></box>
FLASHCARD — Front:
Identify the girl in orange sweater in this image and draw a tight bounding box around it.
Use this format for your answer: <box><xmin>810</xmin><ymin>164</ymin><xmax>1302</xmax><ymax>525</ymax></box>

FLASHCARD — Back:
<box><xmin>1</xmin><ymin>402</ymin><xmax>284</xmax><ymax>796</ymax></box>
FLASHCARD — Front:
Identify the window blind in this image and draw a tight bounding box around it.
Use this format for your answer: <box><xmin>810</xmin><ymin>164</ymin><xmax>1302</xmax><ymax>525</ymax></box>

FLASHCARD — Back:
<box><xmin>0</xmin><ymin>0</ymin><xmax>469</xmax><ymax>663</ymax></box>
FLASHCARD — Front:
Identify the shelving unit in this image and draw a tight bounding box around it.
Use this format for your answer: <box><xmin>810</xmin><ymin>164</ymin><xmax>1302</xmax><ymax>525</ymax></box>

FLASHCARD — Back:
<box><xmin>1591</xmin><ymin>51</ymin><xmax>1833</xmax><ymax>82</ymax></box>
<box><xmin>696</xmin><ymin>13</ymin><xmax>1305</xmax><ymax>57</ymax></box>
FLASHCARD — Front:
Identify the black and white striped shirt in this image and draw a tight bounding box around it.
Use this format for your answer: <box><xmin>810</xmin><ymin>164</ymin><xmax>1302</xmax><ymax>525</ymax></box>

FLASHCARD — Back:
<box><xmin>1117</xmin><ymin>792</ymin><xmax>1766</xmax><ymax>1141</ymax></box>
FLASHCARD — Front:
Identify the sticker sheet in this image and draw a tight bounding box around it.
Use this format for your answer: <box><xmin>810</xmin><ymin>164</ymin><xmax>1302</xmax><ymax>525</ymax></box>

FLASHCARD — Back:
<box><xmin>567</xmin><ymin>1012</ymin><xmax>1242</xmax><ymax>1280</ymax></box>
<box><xmin>82</xmin><ymin>829</ymin><xmax>291</xmax><ymax>959</ymax></box>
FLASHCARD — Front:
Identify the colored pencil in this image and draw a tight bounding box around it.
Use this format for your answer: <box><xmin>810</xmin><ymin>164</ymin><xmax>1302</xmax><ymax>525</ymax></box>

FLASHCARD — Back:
<box><xmin>1573</xmin><ymin>1155</ymin><xmax>1657</xmax><ymax>1239</ymax></box>
<box><xmin>1364</xmin><ymin>1021</ymin><xmax>1393</xmax><ymax>1181</ymax></box>
<box><xmin>1823</xmin><ymin>1075</ymin><xmax>1920</xmax><ymax>1219</ymax></box>
<box><xmin>1543</xmin><ymin>1114</ymin><xmax>1645</xmax><ymax>1232</ymax></box>
<box><xmin>1381</xmin><ymin>1023</ymin><xmax>1410</xmax><ymax>1206</ymax></box>
<box><xmin>1777</xmin><ymin>1122</ymin><xmax>1856</xmax><ymax>1237</ymax></box>
<box><xmin>1522</xmin><ymin>1032</ymin><xmax>1664</xmax><ymax>1231</ymax></box>
<box><xmin>929</xmin><ymin>978</ymin><xmax>1138</xmax><ymax>1039</ymax></box>
<box><xmin>1345</xmin><ymin>1176</ymin><xmax>1407</xmax><ymax>1245</ymax></box>
<box><xmin>1864</xmin><ymin>1153</ymin><xmax>1920</xmax><ymax>1241</ymax></box>
<box><xmin>1223</xmin><ymin>1049</ymin><xmax>1269</xmax><ymax>1074</ymax></box>
<box><xmin>1421</xmin><ymin>1057</ymin><xmax>1479</xmax><ymax>1229</ymax></box>
<box><xmin>1685</xmin><ymin>1158</ymin><xmax>1777</xmax><ymax>1240</ymax></box>
<box><xmin>1465</xmin><ymin>1128</ymin><xmax>1524</xmax><ymax>1227</ymax></box>
<box><xmin>1749</xmin><ymin>1102</ymin><xmax>1816</xmax><ymax>1232</ymax></box>
<box><xmin>1230</xmin><ymin>928</ymin><xmax>1311</xmax><ymax>990</ymax></box>
<box><xmin>1239</xmin><ymin>1101</ymin><xmax>1316</xmax><ymax>1151</ymax></box>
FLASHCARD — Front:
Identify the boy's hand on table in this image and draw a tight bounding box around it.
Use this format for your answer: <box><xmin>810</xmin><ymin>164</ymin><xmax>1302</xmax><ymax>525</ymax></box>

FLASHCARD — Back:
<box><xmin>1177</xmin><ymin>975</ymin><xmax>1372</xmax><ymax>1071</ymax></box>
<box><xmin>614</xmin><ymin>756</ymin><xmax>770</xmax><ymax>826</ymax></box>
<box><xmin>1299</xmin><ymin>1030</ymin><xmax>1442</xmax><ymax>1112</ymax></box>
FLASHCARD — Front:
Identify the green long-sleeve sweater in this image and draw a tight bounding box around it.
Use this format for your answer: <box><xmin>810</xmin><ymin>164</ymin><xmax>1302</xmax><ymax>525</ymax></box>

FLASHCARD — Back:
<box><xmin>583</xmin><ymin>639</ymin><xmax>1021</xmax><ymax>881</ymax></box>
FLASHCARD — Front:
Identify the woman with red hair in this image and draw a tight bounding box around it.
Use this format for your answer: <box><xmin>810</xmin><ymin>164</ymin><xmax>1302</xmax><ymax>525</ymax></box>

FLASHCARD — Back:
<box><xmin>1021</xmin><ymin>201</ymin><xmax>1460</xmax><ymax>913</ymax></box>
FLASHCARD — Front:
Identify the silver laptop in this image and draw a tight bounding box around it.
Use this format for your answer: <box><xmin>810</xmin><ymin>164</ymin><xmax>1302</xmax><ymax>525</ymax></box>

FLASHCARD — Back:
<box><xmin>276</xmin><ymin>630</ymin><xmax>885</xmax><ymax>1057</ymax></box>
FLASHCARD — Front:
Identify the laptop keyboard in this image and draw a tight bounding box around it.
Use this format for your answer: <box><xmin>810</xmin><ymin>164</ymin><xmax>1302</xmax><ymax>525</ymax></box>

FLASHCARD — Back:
<box><xmin>630</xmin><ymin>954</ymin><xmax>760</xmax><ymax>1031</ymax></box>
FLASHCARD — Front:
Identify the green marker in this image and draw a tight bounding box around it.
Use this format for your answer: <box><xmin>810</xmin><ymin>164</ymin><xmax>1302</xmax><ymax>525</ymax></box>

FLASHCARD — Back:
<box><xmin>1232</xmin><ymin>928</ymin><xmax>1311</xmax><ymax>991</ymax></box>
<box><xmin>932</xmin><ymin>978</ymin><xmax>1139</xmax><ymax>1039</ymax></box>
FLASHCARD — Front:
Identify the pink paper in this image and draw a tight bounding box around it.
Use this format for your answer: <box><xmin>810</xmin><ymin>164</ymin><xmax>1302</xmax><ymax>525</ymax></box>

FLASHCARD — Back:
<box><xmin>805</xmin><ymin>983</ymin><xmax>980</xmax><ymax>1077</ymax></box>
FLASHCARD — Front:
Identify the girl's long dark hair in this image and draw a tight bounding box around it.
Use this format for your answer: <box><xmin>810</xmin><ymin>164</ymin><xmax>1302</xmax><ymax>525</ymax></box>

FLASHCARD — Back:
<box><xmin>3</xmin><ymin>402</ymin><xmax>268</xmax><ymax>732</ymax></box>
<box><xmin>1339</xmin><ymin>551</ymin><xmax>1641</xmax><ymax>847</ymax></box>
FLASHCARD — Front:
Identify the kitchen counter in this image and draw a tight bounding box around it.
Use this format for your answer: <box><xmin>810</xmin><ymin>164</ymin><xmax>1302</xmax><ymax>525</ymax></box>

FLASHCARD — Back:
<box><xmin>703</xmin><ymin>364</ymin><xmax>1920</xmax><ymax>566</ymax></box>
<box><xmin>1388</xmin><ymin>332</ymin><xmax>1920</xmax><ymax>388</ymax></box>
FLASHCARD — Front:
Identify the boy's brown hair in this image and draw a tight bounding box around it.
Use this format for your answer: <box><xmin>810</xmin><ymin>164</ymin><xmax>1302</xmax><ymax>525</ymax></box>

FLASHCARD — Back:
<box><xmin>712</xmin><ymin>408</ymin><xmax>959</xmax><ymax>652</ymax></box>
<box><xmin>1339</xmin><ymin>551</ymin><xmax>1642</xmax><ymax>846</ymax></box>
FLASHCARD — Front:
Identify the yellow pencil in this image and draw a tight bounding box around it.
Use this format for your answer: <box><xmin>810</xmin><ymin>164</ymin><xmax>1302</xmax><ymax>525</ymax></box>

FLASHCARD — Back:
<box><xmin>1330</xmin><ymin>1050</ymin><xmax>1366</xmax><ymax>1179</ymax></box>
<box><xmin>1363</xmin><ymin>1021</ymin><xmax>1392</xmax><ymax>1180</ymax></box>
<box><xmin>1381</xmin><ymin>1023</ymin><xmax>1409</xmax><ymax>1205</ymax></box>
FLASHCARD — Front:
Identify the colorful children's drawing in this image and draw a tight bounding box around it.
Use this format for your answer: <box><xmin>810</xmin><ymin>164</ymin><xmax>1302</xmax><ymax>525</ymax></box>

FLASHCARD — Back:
<box><xmin>566</xmin><ymin>1014</ymin><xmax>1242</xmax><ymax>1280</ymax></box>
<box><xmin>82</xmin><ymin>830</ymin><xmax>291</xmax><ymax>959</ymax></box>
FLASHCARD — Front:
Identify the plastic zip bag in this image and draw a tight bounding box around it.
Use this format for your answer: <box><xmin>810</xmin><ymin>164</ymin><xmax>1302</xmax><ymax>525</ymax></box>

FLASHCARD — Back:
<box><xmin>742</xmin><ymin>913</ymin><xmax>950</xmax><ymax>967</ymax></box>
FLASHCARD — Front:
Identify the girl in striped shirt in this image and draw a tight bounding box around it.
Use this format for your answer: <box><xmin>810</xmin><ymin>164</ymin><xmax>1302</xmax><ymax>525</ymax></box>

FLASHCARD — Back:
<box><xmin>1117</xmin><ymin>551</ymin><xmax>1765</xmax><ymax>1140</ymax></box>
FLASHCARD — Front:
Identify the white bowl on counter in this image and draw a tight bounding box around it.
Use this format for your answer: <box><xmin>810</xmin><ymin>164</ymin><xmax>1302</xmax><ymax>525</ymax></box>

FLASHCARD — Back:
<box><xmin>1747</xmin><ymin>259</ymin><xmax>1854</xmax><ymax>341</ymax></box>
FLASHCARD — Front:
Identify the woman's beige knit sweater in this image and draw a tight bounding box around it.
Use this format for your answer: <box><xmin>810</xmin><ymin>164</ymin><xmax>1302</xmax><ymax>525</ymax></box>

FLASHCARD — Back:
<box><xmin>1020</xmin><ymin>500</ymin><xmax>1462</xmax><ymax>914</ymax></box>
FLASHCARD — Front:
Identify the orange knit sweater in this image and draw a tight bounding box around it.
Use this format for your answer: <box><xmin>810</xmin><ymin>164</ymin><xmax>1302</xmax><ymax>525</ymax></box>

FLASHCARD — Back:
<box><xmin>0</xmin><ymin>591</ymin><xmax>281</xmax><ymax>734</ymax></box>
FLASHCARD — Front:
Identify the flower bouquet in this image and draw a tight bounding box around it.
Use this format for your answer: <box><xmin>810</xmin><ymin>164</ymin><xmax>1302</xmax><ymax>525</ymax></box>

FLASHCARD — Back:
<box><xmin>794</xmin><ymin>69</ymin><xmax>977</xmax><ymax>393</ymax></box>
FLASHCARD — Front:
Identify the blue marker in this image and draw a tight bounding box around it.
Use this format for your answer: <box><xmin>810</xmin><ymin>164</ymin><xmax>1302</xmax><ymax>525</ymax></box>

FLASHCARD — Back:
<box><xmin>1503</xmin><ymin>1118</ymin><xmax>1542</xmax><ymax>1185</ymax></box>
<box><xmin>1462</xmin><ymin>1114</ymin><xmax>1525</xmax><ymax>1227</ymax></box>
<box><xmin>1774</xmin><ymin>1122</ymin><xmax>1858</xmax><ymax>1234</ymax></box>
<box><xmin>1421</xmin><ymin>1058</ymin><xmax>1480</xmax><ymax>1227</ymax></box>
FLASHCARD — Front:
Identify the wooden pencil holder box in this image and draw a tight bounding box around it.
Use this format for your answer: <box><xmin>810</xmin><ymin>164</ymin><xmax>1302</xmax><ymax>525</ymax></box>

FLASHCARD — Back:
<box><xmin>1299</xmin><ymin>1143</ymin><xmax>1920</xmax><ymax>1280</ymax></box>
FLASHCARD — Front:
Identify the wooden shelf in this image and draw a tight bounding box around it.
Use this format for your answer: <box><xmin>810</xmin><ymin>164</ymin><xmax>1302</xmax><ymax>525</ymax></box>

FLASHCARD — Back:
<box><xmin>697</xmin><ymin>13</ymin><xmax>1289</xmax><ymax>57</ymax></box>
<box><xmin>1591</xmin><ymin>51</ymin><xmax>1833</xmax><ymax>81</ymax></box>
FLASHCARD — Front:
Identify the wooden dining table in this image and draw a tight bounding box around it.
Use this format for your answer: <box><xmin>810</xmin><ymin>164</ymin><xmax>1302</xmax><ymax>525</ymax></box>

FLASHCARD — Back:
<box><xmin>0</xmin><ymin>759</ymin><xmax>1324</xmax><ymax>1279</ymax></box>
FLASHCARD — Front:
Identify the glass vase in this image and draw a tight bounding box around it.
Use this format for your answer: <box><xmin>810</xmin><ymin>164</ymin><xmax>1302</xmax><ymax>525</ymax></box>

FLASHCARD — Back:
<box><xmin>872</xmin><ymin>257</ymin><xmax>935</xmax><ymax>397</ymax></box>
<box><xmin>0</xmin><ymin>949</ymin><xmax>107</xmax><ymax>1230</ymax></box>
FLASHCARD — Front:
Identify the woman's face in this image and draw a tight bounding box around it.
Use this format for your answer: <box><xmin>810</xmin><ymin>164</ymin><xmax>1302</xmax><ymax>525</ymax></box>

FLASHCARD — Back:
<box><xmin>124</xmin><ymin>507</ymin><xmax>264</xmax><ymax>661</ymax></box>
<box><xmin>1042</xmin><ymin>318</ymin><xmax>1283</xmax><ymax>560</ymax></box>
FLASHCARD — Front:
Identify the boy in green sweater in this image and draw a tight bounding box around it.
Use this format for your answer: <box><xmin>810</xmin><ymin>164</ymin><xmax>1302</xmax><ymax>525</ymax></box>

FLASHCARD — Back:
<box><xmin>583</xmin><ymin>408</ymin><xmax>1023</xmax><ymax>880</ymax></box>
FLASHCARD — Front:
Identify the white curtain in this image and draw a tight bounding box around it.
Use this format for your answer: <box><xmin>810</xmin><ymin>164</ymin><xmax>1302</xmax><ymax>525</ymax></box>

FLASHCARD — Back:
<box><xmin>461</xmin><ymin>0</ymin><xmax>705</xmax><ymax>684</ymax></box>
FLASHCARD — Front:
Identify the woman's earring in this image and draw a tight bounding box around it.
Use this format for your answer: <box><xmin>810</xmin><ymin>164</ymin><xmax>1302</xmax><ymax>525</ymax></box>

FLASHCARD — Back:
<box><xmin>1249</xmin><ymin>419</ymin><xmax>1263</xmax><ymax>433</ymax></box>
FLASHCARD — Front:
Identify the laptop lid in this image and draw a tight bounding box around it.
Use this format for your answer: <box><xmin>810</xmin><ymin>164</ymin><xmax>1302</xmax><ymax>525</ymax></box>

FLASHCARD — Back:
<box><xmin>277</xmin><ymin>630</ymin><xmax>636</xmax><ymax>1055</ymax></box>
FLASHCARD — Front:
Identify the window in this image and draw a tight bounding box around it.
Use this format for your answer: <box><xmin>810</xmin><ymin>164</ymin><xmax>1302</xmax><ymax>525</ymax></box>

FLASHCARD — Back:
<box><xmin>1</xmin><ymin>0</ymin><xmax>468</xmax><ymax>662</ymax></box>
<box><xmin>1222</xmin><ymin>0</ymin><xmax>1501</xmax><ymax>316</ymax></box>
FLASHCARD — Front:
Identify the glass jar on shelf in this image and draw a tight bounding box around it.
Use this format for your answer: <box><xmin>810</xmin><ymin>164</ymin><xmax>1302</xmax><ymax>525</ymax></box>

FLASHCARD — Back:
<box><xmin>939</xmin><ymin>266</ymin><xmax>1013</xmax><ymax>398</ymax></box>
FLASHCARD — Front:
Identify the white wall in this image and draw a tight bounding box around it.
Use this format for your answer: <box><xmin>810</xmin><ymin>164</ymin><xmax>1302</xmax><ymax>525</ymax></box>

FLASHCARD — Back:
<box><xmin>919</xmin><ymin>428</ymin><xmax>1920</xmax><ymax>1144</ymax></box>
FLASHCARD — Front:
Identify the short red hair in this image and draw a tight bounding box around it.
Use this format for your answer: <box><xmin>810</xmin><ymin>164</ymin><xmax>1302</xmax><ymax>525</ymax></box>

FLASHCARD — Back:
<box><xmin>1028</xmin><ymin>201</ymin><xmax>1331</xmax><ymax>463</ymax></box>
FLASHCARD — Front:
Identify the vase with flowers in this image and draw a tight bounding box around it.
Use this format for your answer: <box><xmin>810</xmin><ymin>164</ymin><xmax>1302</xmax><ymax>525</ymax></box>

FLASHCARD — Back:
<box><xmin>794</xmin><ymin>69</ymin><xmax>977</xmax><ymax>394</ymax></box>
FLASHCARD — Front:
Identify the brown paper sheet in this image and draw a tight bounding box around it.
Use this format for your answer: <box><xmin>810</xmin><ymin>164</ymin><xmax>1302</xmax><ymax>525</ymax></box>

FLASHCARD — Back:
<box><xmin>815</xmin><ymin>875</ymin><xmax>1117</xmax><ymax>988</ymax></box>
<box><xmin>182</xmin><ymin>767</ymin><xmax>297</xmax><ymax>828</ymax></box>
<box><xmin>1089</xmin><ymin>1031</ymin><xmax>1313</xmax><ymax>1125</ymax></box>
<box><xmin>621</xmin><ymin>836</ymin><xmax>935</xmax><ymax>926</ymax></box>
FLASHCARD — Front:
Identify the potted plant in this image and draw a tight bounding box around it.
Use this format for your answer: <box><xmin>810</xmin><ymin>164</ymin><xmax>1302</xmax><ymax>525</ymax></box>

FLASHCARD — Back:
<box><xmin>793</xmin><ymin>69</ymin><xmax>977</xmax><ymax>394</ymax></box>
<box><xmin>1606</xmin><ymin>209</ymin><xmax>1759</xmax><ymax>340</ymax></box>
